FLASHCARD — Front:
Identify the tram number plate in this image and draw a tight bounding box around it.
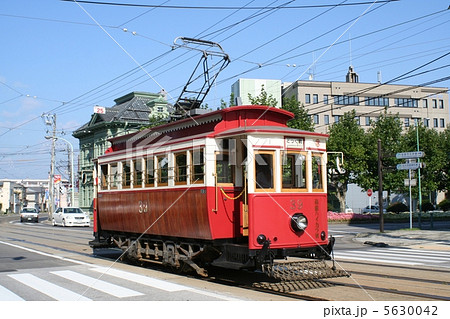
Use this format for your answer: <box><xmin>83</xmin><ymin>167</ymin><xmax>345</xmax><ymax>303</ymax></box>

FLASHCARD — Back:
<box><xmin>138</xmin><ymin>200</ymin><xmax>149</xmax><ymax>213</ymax></box>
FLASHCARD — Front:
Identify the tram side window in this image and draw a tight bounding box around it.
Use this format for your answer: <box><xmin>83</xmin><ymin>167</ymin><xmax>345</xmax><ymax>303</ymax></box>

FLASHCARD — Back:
<box><xmin>312</xmin><ymin>154</ymin><xmax>324</xmax><ymax>191</ymax></box>
<box><xmin>175</xmin><ymin>152</ymin><xmax>187</xmax><ymax>185</ymax></box>
<box><xmin>216</xmin><ymin>153</ymin><xmax>234</xmax><ymax>184</ymax></box>
<box><xmin>255</xmin><ymin>152</ymin><xmax>274</xmax><ymax>190</ymax></box>
<box><xmin>282</xmin><ymin>152</ymin><xmax>307</xmax><ymax>190</ymax></box>
<box><xmin>133</xmin><ymin>159</ymin><xmax>143</xmax><ymax>188</ymax></box>
<box><xmin>122</xmin><ymin>161</ymin><xmax>131</xmax><ymax>188</ymax></box>
<box><xmin>191</xmin><ymin>149</ymin><xmax>204</xmax><ymax>184</ymax></box>
<box><xmin>145</xmin><ymin>157</ymin><xmax>155</xmax><ymax>187</ymax></box>
<box><xmin>100</xmin><ymin>164</ymin><xmax>108</xmax><ymax>190</ymax></box>
<box><xmin>157</xmin><ymin>155</ymin><xmax>169</xmax><ymax>186</ymax></box>
<box><xmin>110</xmin><ymin>163</ymin><xmax>119</xmax><ymax>189</ymax></box>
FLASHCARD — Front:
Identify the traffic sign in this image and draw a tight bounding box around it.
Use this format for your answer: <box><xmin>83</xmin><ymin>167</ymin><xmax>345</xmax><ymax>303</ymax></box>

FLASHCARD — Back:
<box><xmin>396</xmin><ymin>151</ymin><xmax>425</xmax><ymax>159</ymax></box>
<box><xmin>397</xmin><ymin>162</ymin><xmax>421</xmax><ymax>170</ymax></box>
<box><xmin>367</xmin><ymin>189</ymin><xmax>373</xmax><ymax>197</ymax></box>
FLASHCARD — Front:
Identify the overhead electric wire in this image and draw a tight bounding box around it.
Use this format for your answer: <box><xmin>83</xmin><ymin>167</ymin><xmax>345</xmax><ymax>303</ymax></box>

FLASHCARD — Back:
<box><xmin>62</xmin><ymin>0</ymin><xmax>399</xmax><ymax>10</ymax></box>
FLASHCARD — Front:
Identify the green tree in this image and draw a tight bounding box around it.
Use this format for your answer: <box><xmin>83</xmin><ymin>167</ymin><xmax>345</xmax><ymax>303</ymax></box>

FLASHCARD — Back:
<box><xmin>440</xmin><ymin>127</ymin><xmax>450</xmax><ymax>194</ymax></box>
<box><xmin>402</xmin><ymin>124</ymin><xmax>447</xmax><ymax>203</ymax></box>
<box><xmin>361</xmin><ymin>111</ymin><xmax>404</xmax><ymax>206</ymax></box>
<box><xmin>327</xmin><ymin>110</ymin><xmax>368</xmax><ymax>212</ymax></box>
<box><xmin>247</xmin><ymin>85</ymin><xmax>278</xmax><ymax>107</ymax></box>
<box><xmin>281</xmin><ymin>96</ymin><xmax>315</xmax><ymax>132</ymax></box>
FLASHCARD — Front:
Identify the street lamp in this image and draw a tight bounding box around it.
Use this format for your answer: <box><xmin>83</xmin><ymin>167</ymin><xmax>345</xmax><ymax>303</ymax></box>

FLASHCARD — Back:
<box><xmin>45</xmin><ymin>136</ymin><xmax>75</xmax><ymax>207</ymax></box>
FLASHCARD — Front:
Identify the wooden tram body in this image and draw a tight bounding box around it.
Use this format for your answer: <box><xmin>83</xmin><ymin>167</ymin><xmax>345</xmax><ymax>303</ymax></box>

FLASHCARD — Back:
<box><xmin>92</xmin><ymin>106</ymin><xmax>333</xmax><ymax>275</ymax></box>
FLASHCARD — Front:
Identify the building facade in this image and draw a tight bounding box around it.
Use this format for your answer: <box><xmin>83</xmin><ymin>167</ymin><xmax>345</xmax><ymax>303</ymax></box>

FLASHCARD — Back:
<box><xmin>282</xmin><ymin>67</ymin><xmax>449</xmax><ymax>134</ymax></box>
<box><xmin>231</xmin><ymin>78</ymin><xmax>282</xmax><ymax>107</ymax></box>
<box><xmin>0</xmin><ymin>179</ymin><xmax>50</xmax><ymax>213</ymax></box>
<box><xmin>72</xmin><ymin>91</ymin><xmax>171</xmax><ymax>214</ymax></box>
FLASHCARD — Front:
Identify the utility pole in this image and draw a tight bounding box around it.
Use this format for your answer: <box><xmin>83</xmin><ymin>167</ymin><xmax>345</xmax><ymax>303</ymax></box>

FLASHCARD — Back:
<box><xmin>43</xmin><ymin>113</ymin><xmax>57</xmax><ymax>216</ymax></box>
<box><xmin>377</xmin><ymin>139</ymin><xmax>384</xmax><ymax>233</ymax></box>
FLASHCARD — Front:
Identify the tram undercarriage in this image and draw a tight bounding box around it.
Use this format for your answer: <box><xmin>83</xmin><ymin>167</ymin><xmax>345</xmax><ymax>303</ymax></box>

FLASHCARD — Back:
<box><xmin>90</xmin><ymin>232</ymin><xmax>341</xmax><ymax>280</ymax></box>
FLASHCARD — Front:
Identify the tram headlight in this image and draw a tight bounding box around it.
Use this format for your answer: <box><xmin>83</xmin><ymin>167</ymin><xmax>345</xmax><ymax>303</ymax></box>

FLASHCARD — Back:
<box><xmin>291</xmin><ymin>213</ymin><xmax>308</xmax><ymax>232</ymax></box>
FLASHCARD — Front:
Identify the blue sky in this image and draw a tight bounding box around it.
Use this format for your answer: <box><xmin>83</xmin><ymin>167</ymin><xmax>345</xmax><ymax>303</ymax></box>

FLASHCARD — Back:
<box><xmin>1</xmin><ymin>0</ymin><xmax>449</xmax><ymax>180</ymax></box>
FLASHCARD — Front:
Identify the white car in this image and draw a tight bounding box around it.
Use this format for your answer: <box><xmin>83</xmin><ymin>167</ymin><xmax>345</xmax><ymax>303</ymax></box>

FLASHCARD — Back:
<box><xmin>52</xmin><ymin>207</ymin><xmax>90</xmax><ymax>227</ymax></box>
<box><xmin>362</xmin><ymin>205</ymin><xmax>386</xmax><ymax>214</ymax></box>
<box><xmin>20</xmin><ymin>208</ymin><xmax>39</xmax><ymax>223</ymax></box>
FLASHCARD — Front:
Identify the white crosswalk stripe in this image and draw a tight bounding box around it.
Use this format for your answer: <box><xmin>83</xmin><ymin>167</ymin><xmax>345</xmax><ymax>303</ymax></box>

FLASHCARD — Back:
<box><xmin>51</xmin><ymin>270</ymin><xmax>144</xmax><ymax>298</ymax></box>
<box><xmin>334</xmin><ymin>247</ymin><xmax>450</xmax><ymax>267</ymax></box>
<box><xmin>8</xmin><ymin>273</ymin><xmax>92</xmax><ymax>301</ymax></box>
<box><xmin>1</xmin><ymin>267</ymin><xmax>242</xmax><ymax>301</ymax></box>
<box><xmin>0</xmin><ymin>284</ymin><xmax>24</xmax><ymax>301</ymax></box>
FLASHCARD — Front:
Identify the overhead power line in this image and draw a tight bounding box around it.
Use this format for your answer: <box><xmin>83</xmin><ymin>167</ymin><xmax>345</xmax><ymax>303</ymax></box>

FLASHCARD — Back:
<box><xmin>61</xmin><ymin>0</ymin><xmax>400</xmax><ymax>10</ymax></box>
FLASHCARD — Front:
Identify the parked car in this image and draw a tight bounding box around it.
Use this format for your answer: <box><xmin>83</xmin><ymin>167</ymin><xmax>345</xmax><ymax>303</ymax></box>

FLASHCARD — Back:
<box><xmin>345</xmin><ymin>206</ymin><xmax>353</xmax><ymax>213</ymax></box>
<box><xmin>52</xmin><ymin>207</ymin><xmax>90</xmax><ymax>227</ymax></box>
<box><xmin>20</xmin><ymin>208</ymin><xmax>39</xmax><ymax>223</ymax></box>
<box><xmin>362</xmin><ymin>205</ymin><xmax>386</xmax><ymax>214</ymax></box>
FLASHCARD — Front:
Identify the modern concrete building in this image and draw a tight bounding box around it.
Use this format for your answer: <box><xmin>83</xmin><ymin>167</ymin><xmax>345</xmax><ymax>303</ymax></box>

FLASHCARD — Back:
<box><xmin>231</xmin><ymin>78</ymin><xmax>282</xmax><ymax>107</ymax></box>
<box><xmin>0</xmin><ymin>179</ymin><xmax>54</xmax><ymax>213</ymax></box>
<box><xmin>282</xmin><ymin>66</ymin><xmax>449</xmax><ymax>134</ymax></box>
<box><xmin>73</xmin><ymin>91</ymin><xmax>172</xmax><ymax>214</ymax></box>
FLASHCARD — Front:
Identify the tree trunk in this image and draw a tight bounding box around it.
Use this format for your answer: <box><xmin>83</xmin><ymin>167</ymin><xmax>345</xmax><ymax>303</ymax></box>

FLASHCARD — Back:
<box><xmin>335</xmin><ymin>185</ymin><xmax>347</xmax><ymax>213</ymax></box>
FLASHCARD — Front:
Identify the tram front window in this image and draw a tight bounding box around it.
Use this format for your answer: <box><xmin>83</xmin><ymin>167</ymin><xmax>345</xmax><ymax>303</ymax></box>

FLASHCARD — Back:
<box><xmin>216</xmin><ymin>153</ymin><xmax>233</xmax><ymax>184</ymax></box>
<box><xmin>255</xmin><ymin>152</ymin><xmax>274</xmax><ymax>190</ymax></box>
<box><xmin>282</xmin><ymin>152</ymin><xmax>306</xmax><ymax>190</ymax></box>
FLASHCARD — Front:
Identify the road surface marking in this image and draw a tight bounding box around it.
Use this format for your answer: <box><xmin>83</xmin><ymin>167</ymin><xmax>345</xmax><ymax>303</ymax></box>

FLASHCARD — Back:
<box><xmin>0</xmin><ymin>284</ymin><xmax>24</xmax><ymax>301</ymax></box>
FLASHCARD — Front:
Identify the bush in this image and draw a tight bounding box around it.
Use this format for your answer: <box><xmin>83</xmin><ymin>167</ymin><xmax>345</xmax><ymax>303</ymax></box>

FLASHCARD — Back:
<box><xmin>421</xmin><ymin>200</ymin><xmax>435</xmax><ymax>212</ymax></box>
<box><xmin>387</xmin><ymin>202</ymin><xmax>409</xmax><ymax>213</ymax></box>
<box><xmin>438</xmin><ymin>199</ymin><xmax>450</xmax><ymax>212</ymax></box>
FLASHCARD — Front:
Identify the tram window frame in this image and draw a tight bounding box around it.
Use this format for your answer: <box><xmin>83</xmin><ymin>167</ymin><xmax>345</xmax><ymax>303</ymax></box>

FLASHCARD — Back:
<box><xmin>312</xmin><ymin>153</ymin><xmax>325</xmax><ymax>192</ymax></box>
<box><xmin>191</xmin><ymin>148</ymin><xmax>205</xmax><ymax>184</ymax></box>
<box><xmin>254</xmin><ymin>151</ymin><xmax>275</xmax><ymax>192</ymax></box>
<box><xmin>122</xmin><ymin>161</ymin><xmax>131</xmax><ymax>189</ymax></box>
<box><xmin>281</xmin><ymin>151</ymin><xmax>307</xmax><ymax>192</ymax></box>
<box><xmin>215</xmin><ymin>152</ymin><xmax>234</xmax><ymax>185</ymax></box>
<box><xmin>157</xmin><ymin>155</ymin><xmax>169</xmax><ymax>186</ymax></box>
<box><xmin>133</xmin><ymin>159</ymin><xmax>143</xmax><ymax>188</ymax></box>
<box><xmin>100</xmin><ymin>164</ymin><xmax>108</xmax><ymax>190</ymax></box>
<box><xmin>145</xmin><ymin>156</ymin><xmax>155</xmax><ymax>187</ymax></box>
<box><xmin>174</xmin><ymin>152</ymin><xmax>188</xmax><ymax>185</ymax></box>
<box><xmin>109</xmin><ymin>163</ymin><xmax>119</xmax><ymax>189</ymax></box>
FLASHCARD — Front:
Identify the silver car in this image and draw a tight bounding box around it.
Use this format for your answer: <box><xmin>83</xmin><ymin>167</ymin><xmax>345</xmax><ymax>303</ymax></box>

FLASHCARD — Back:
<box><xmin>20</xmin><ymin>208</ymin><xmax>39</xmax><ymax>223</ymax></box>
<box><xmin>52</xmin><ymin>207</ymin><xmax>90</xmax><ymax>227</ymax></box>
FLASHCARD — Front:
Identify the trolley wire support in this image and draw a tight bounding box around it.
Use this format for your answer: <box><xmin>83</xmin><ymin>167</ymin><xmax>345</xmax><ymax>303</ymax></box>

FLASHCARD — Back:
<box><xmin>172</xmin><ymin>37</ymin><xmax>230</xmax><ymax>119</ymax></box>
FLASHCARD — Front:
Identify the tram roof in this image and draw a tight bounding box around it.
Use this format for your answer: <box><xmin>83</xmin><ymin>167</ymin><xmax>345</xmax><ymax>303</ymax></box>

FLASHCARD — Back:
<box><xmin>106</xmin><ymin>105</ymin><xmax>327</xmax><ymax>151</ymax></box>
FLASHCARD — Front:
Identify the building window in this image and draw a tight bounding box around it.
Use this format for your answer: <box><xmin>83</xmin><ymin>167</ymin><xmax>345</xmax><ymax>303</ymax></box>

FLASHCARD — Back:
<box><xmin>424</xmin><ymin>118</ymin><xmax>429</xmax><ymax>128</ymax></box>
<box><xmin>432</xmin><ymin>99</ymin><xmax>437</xmax><ymax>108</ymax></box>
<box><xmin>313</xmin><ymin>94</ymin><xmax>318</xmax><ymax>104</ymax></box>
<box><xmin>305</xmin><ymin>94</ymin><xmax>311</xmax><ymax>104</ymax></box>
<box><xmin>313</xmin><ymin>114</ymin><xmax>319</xmax><ymax>124</ymax></box>
<box><xmin>365</xmin><ymin>117</ymin><xmax>370</xmax><ymax>126</ymax></box>
<box><xmin>334</xmin><ymin>95</ymin><xmax>359</xmax><ymax>105</ymax></box>
<box><xmin>440</xmin><ymin>118</ymin><xmax>445</xmax><ymax>128</ymax></box>
<box><xmin>394</xmin><ymin>98</ymin><xmax>418</xmax><ymax>108</ymax></box>
<box><xmin>334</xmin><ymin>115</ymin><xmax>340</xmax><ymax>123</ymax></box>
<box><xmin>365</xmin><ymin>97</ymin><xmax>389</xmax><ymax>106</ymax></box>
<box><xmin>355</xmin><ymin>116</ymin><xmax>360</xmax><ymax>125</ymax></box>
<box><xmin>422</xmin><ymin>99</ymin><xmax>428</xmax><ymax>108</ymax></box>
<box><xmin>324</xmin><ymin>95</ymin><xmax>329</xmax><ymax>104</ymax></box>
<box><xmin>439</xmin><ymin>100</ymin><xmax>444</xmax><ymax>109</ymax></box>
<box><xmin>404</xmin><ymin>118</ymin><xmax>410</xmax><ymax>127</ymax></box>
<box><xmin>433</xmin><ymin>118</ymin><xmax>438</xmax><ymax>128</ymax></box>
<box><xmin>157</xmin><ymin>106</ymin><xmax>164</xmax><ymax>113</ymax></box>
<box><xmin>324</xmin><ymin>115</ymin><xmax>329</xmax><ymax>125</ymax></box>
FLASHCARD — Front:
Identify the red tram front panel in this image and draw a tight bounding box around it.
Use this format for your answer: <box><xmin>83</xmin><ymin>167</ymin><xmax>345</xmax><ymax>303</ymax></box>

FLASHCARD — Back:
<box><xmin>248</xmin><ymin>193</ymin><xmax>328</xmax><ymax>250</ymax></box>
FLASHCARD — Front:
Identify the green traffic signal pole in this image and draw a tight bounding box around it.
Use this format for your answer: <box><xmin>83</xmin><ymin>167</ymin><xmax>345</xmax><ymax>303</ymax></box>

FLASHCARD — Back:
<box><xmin>416</xmin><ymin>125</ymin><xmax>422</xmax><ymax>228</ymax></box>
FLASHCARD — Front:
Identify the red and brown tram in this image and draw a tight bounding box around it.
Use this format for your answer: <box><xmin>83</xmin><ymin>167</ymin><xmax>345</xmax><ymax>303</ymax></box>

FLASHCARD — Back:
<box><xmin>91</xmin><ymin>105</ymin><xmax>334</xmax><ymax>276</ymax></box>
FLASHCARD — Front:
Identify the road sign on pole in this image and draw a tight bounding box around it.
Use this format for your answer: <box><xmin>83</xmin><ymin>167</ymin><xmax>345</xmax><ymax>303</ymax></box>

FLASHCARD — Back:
<box><xmin>396</xmin><ymin>151</ymin><xmax>425</xmax><ymax>159</ymax></box>
<box><xmin>367</xmin><ymin>189</ymin><xmax>373</xmax><ymax>197</ymax></box>
<box><xmin>397</xmin><ymin>162</ymin><xmax>421</xmax><ymax>170</ymax></box>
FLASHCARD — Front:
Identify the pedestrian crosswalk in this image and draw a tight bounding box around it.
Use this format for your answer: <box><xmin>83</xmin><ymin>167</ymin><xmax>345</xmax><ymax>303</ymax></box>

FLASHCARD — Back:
<box><xmin>333</xmin><ymin>247</ymin><xmax>450</xmax><ymax>267</ymax></box>
<box><xmin>0</xmin><ymin>266</ymin><xmax>242</xmax><ymax>301</ymax></box>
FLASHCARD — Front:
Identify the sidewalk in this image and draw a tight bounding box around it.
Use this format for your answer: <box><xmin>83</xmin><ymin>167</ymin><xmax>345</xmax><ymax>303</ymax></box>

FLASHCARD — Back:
<box><xmin>353</xmin><ymin>228</ymin><xmax>450</xmax><ymax>250</ymax></box>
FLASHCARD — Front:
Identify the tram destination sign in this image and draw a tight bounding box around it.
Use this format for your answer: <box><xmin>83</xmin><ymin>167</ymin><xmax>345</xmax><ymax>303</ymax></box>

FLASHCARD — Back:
<box><xmin>396</xmin><ymin>151</ymin><xmax>425</xmax><ymax>159</ymax></box>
